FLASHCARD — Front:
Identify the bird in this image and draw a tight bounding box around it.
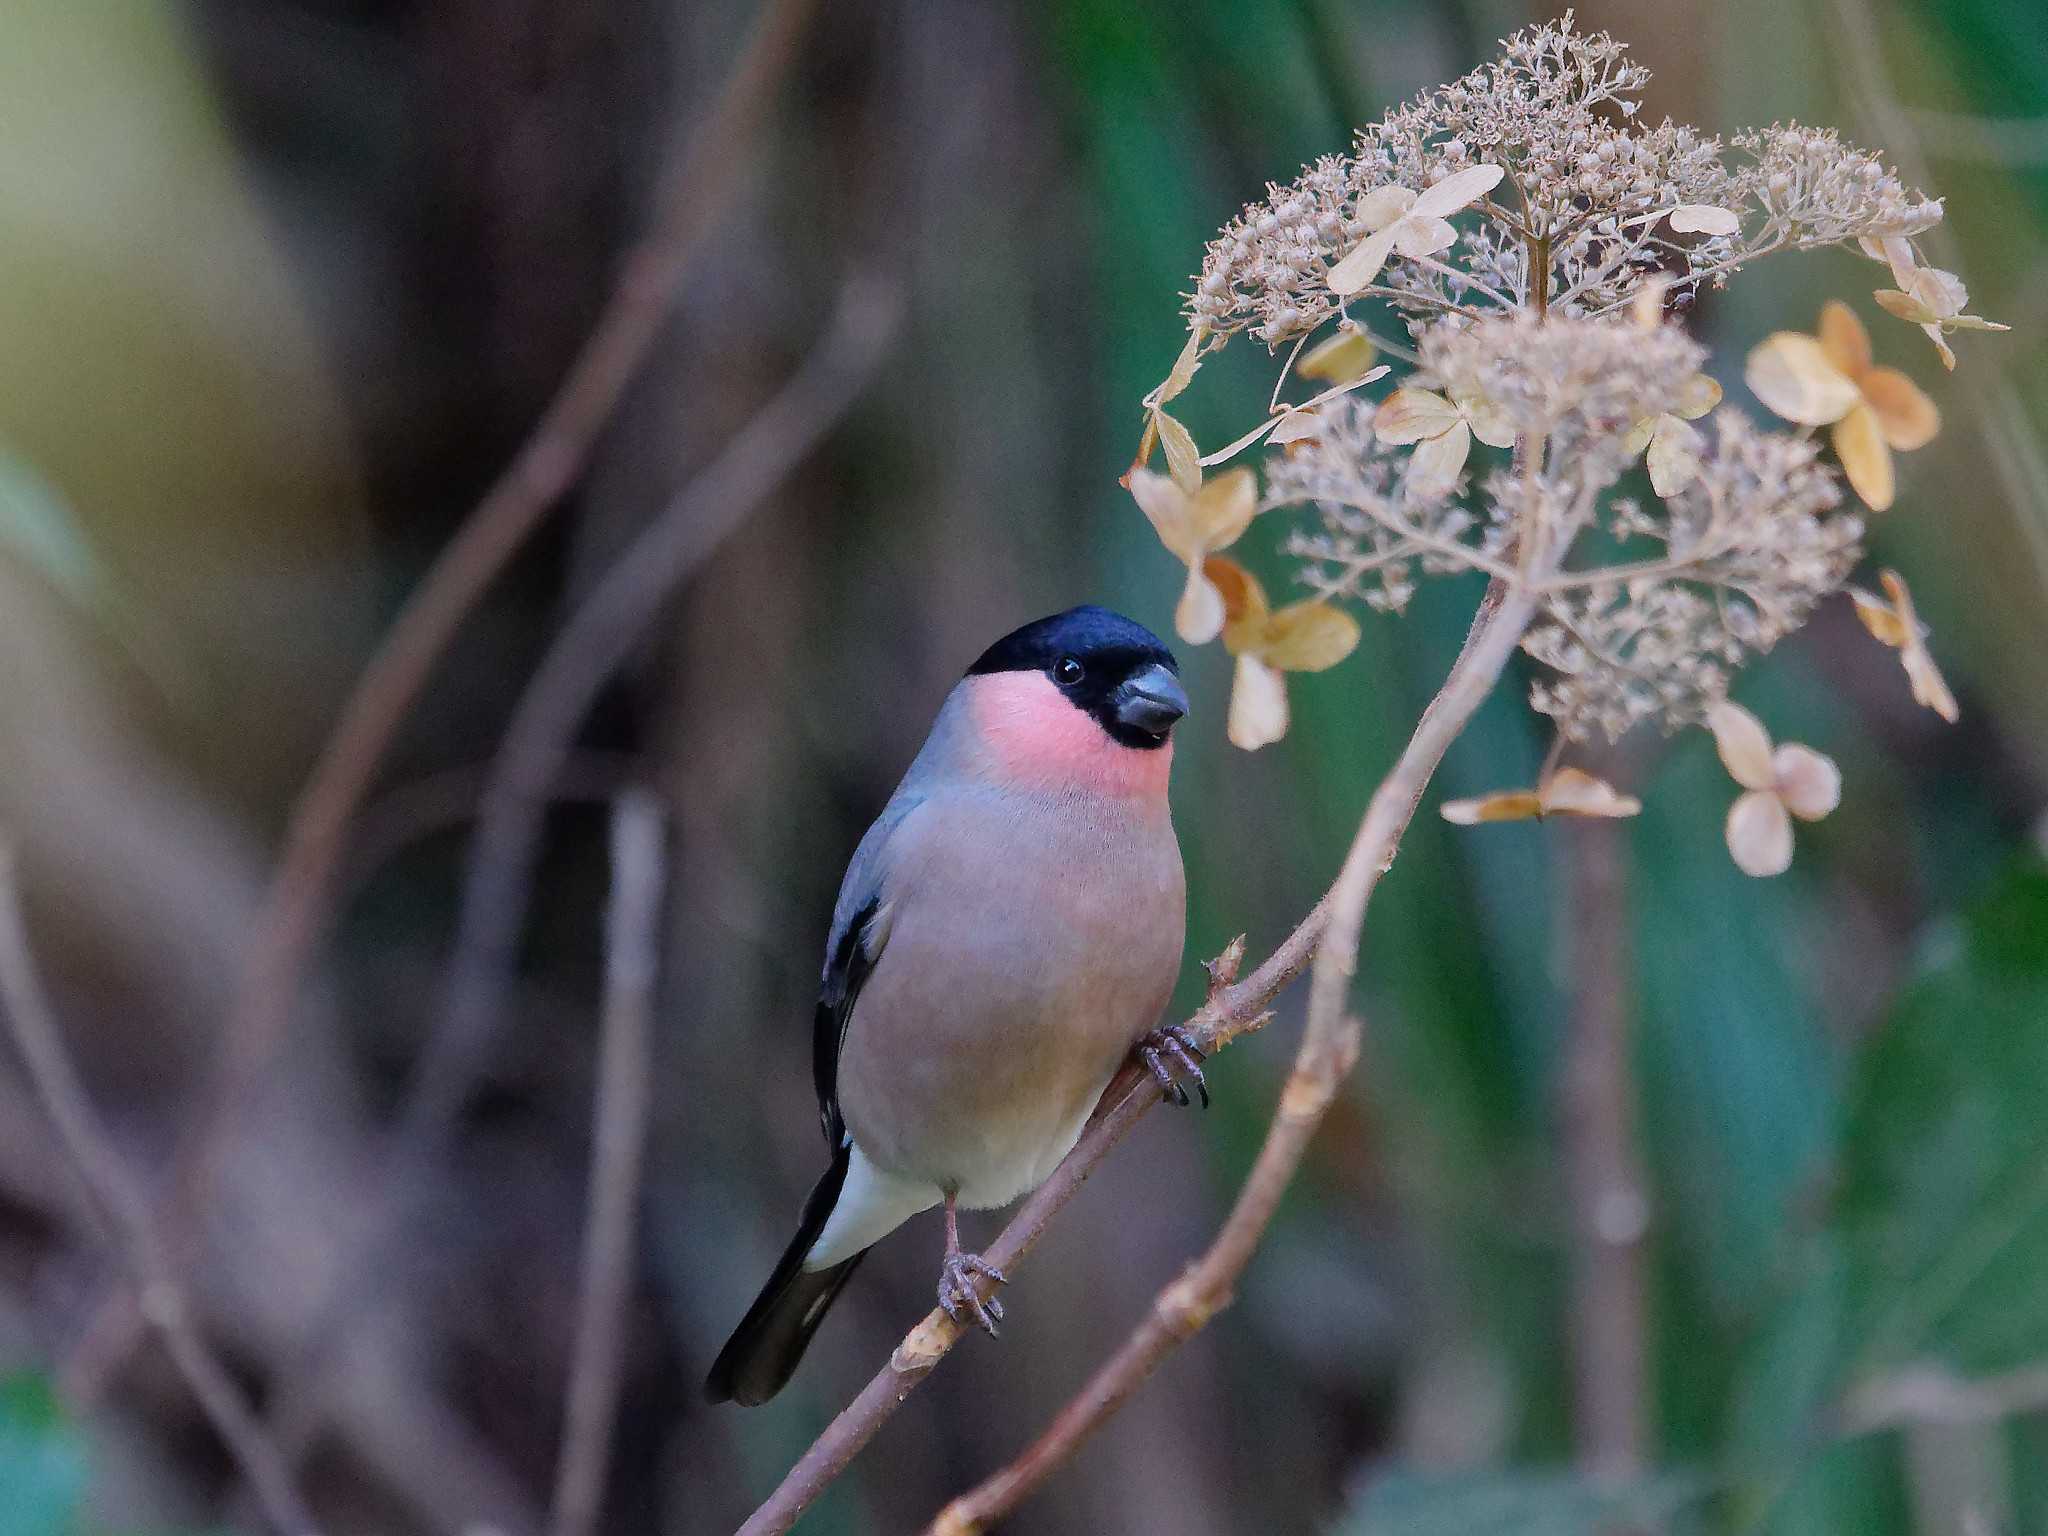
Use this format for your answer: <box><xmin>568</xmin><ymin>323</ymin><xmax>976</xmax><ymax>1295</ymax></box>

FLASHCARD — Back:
<box><xmin>704</xmin><ymin>605</ymin><xmax>1205</xmax><ymax>1406</ymax></box>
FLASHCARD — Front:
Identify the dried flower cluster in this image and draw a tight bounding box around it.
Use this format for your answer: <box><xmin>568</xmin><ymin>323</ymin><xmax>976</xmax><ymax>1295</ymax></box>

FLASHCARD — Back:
<box><xmin>1130</xmin><ymin>13</ymin><xmax>2007</xmax><ymax>874</ymax></box>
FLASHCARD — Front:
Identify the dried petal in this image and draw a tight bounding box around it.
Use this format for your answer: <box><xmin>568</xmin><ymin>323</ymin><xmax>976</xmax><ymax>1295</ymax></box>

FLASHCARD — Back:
<box><xmin>1857</xmin><ymin>367</ymin><xmax>1939</xmax><ymax>451</ymax></box>
<box><xmin>1745</xmin><ymin>333</ymin><xmax>1860</xmax><ymax>425</ymax></box>
<box><xmin>1860</xmin><ymin>233</ymin><xmax>1917</xmax><ymax>285</ymax></box>
<box><xmin>1849</xmin><ymin>586</ymin><xmax>1911</xmax><ymax>647</ymax></box>
<box><xmin>1353</xmin><ymin>184</ymin><xmax>1417</xmax><ymax>231</ymax></box>
<box><xmin>1205</xmin><ymin>554</ymin><xmax>1268</xmax><ymax>647</ymax></box>
<box><xmin>1327</xmin><ymin>224</ymin><xmax>1401</xmax><ymax>296</ymax></box>
<box><xmin>1267</xmin><ymin>409</ymin><xmax>1324</xmax><ymax>445</ymax></box>
<box><xmin>1259</xmin><ymin>600</ymin><xmax>1360</xmax><ymax>671</ymax></box>
<box><xmin>1668</xmin><ymin>203</ymin><xmax>1742</xmax><ymax>235</ymax></box>
<box><xmin>1227</xmin><ymin>653</ymin><xmax>1289</xmax><ymax>750</ymax></box>
<box><xmin>1645</xmin><ymin>416</ymin><xmax>1703</xmax><ymax>496</ymax></box>
<box><xmin>1538</xmin><ymin>767</ymin><xmax>1642</xmax><ymax>818</ymax></box>
<box><xmin>1160</xmin><ymin>328</ymin><xmax>1204</xmax><ymax>404</ymax></box>
<box><xmin>1772</xmin><ymin>745</ymin><xmax>1841</xmax><ymax>820</ymax></box>
<box><xmin>1831</xmin><ymin>401</ymin><xmax>1896</xmax><ymax>511</ymax></box>
<box><xmin>1408</xmin><ymin>162</ymin><xmax>1506</xmax><ymax>219</ymax></box>
<box><xmin>1188</xmin><ymin>466</ymin><xmax>1258</xmax><ymax>549</ymax></box>
<box><xmin>1818</xmin><ymin>299</ymin><xmax>1874</xmax><ymax>377</ymax></box>
<box><xmin>1442</xmin><ymin>789</ymin><xmax>1545</xmax><ymax>824</ymax></box>
<box><xmin>1129</xmin><ymin>468</ymin><xmax>1197</xmax><ymax>562</ymax></box>
<box><xmin>1708</xmin><ymin>700</ymin><xmax>1777</xmax><ymax>790</ymax></box>
<box><xmin>1176</xmin><ymin>560</ymin><xmax>1226</xmax><ymax>645</ymax></box>
<box><xmin>1674</xmin><ymin>373</ymin><xmax>1723</xmax><ymax>419</ymax></box>
<box><xmin>1391</xmin><ymin>214</ymin><xmax>1459</xmax><ymax>259</ymax></box>
<box><xmin>1456</xmin><ymin>389</ymin><xmax>1519</xmax><ymax>450</ymax></box>
<box><xmin>1631</xmin><ymin>276</ymin><xmax>1674</xmax><ymax>328</ymax></box>
<box><xmin>1872</xmin><ymin>287</ymin><xmax>1923</xmax><ymax>324</ymax></box>
<box><xmin>1155</xmin><ymin>410</ymin><xmax>1203</xmax><ymax>497</ymax></box>
<box><xmin>1878</xmin><ymin>570</ymin><xmax>1958</xmax><ymax>722</ymax></box>
<box><xmin>1405</xmin><ymin>419</ymin><xmax>1472</xmax><ymax>501</ymax></box>
<box><xmin>1726</xmin><ymin>789</ymin><xmax>1794</xmax><ymax>877</ymax></box>
<box><xmin>1297</xmin><ymin>330</ymin><xmax>1377</xmax><ymax>383</ymax></box>
<box><xmin>1374</xmin><ymin>388</ymin><xmax>1461</xmax><ymax>444</ymax></box>
<box><xmin>1906</xmin><ymin>265</ymin><xmax>1970</xmax><ymax>318</ymax></box>
<box><xmin>1903</xmin><ymin>642</ymin><xmax>1960</xmax><ymax>723</ymax></box>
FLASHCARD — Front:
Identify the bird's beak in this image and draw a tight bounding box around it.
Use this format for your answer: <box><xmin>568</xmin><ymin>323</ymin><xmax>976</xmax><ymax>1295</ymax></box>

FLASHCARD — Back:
<box><xmin>1113</xmin><ymin>663</ymin><xmax>1189</xmax><ymax>739</ymax></box>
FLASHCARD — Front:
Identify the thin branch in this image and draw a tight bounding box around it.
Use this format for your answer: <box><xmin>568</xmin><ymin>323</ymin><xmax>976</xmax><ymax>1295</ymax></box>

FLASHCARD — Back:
<box><xmin>736</xmin><ymin>938</ymin><xmax>1303</xmax><ymax>1536</ymax></box>
<box><xmin>251</xmin><ymin>278</ymin><xmax>900</xmax><ymax>1469</ymax></box>
<box><xmin>1561</xmin><ymin>811</ymin><xmax>1651</xmax><ymax>1480</ymax></box>
<box><xmin>66</xmin><ymin>0</ymin><xmax>823</xmax><ymax>1406</ymax></box>
<box><xmin>431</xmin><ymin>276</ymin><xmax>898</xmax><ymax>1177</ymax></box>
<box><xmin>0</xmin><ymin>848</ymin><xmax>321</xmax><ymax>1536</ymax></box>
<box><xmin>550</xmin><ymin>791</ymin><xmax>667</xmax><ymax>1536</ymax></box>
<box><xmin>923</xmin><ymin>574</ymin><xmax>1544</xmax><ymax>1536</ymax></box>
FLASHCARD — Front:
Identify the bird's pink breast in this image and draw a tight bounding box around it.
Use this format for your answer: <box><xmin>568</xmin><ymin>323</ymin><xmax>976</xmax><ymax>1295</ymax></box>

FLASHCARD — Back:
<box><xmin>963</xmin><ymin>672</ymin><xmax>1172</xmax><ymax>797</ymax></box>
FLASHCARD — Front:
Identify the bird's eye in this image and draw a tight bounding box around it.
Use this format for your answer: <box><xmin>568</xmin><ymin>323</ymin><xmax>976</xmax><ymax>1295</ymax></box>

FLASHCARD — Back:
<box><xmin>1054</xmin><ymin>656</ymin><xmax>1085</xmax><ymax>686</ymax></box>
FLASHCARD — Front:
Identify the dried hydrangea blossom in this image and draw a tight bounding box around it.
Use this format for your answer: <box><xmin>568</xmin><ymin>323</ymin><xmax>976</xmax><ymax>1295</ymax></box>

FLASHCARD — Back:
<box><xmin>1183</xmin><ymin>13</ymin><xmax>1950</xmax><ymax>352</ymax></box>
<box><xmin>1138</xmin><ymin>12</ymin><xmax>1999</xmax><ymax>869</ymax></box>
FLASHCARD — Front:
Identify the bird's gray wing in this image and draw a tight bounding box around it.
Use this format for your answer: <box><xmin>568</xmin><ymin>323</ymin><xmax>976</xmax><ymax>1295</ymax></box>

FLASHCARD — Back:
<box><xmin>812</xmin><ymin>794</ymin><xmax>919</xmax><ymax>1145</ymax></box>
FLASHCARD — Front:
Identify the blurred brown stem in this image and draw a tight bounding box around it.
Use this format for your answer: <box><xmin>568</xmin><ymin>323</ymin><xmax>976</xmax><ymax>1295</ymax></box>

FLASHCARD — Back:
<box><xmin>62</xmin><ymin>0</ymin><xmax>821</xmax><ymax>1405</ymax></box>
<box><xmin>240</xmin><ymin>278</ymin><xmax>897</xmax><ymax>1476</ymax></box>
<box><xmin>922</xmin><ymin>577</ymin><xmax>1542</xmax><ymax>1536</ymax></box>
<box><xmin>550</xmin><ymin>791</ymin><xmax>667</xmax><ymax>1536</ymax></box>
<box><xmin>1562</xmin><ymin>813</ymin><xmax>1650</xmax><ymax>1480</ymax></box>
<box><xmin>0</xmin><ymin>849</ymin><xmax>322</xmax><ymax>1536</ymax></box>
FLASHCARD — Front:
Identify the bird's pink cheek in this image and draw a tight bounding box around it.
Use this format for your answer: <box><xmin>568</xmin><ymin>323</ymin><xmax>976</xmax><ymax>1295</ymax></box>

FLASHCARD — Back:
<box><xmin>965</xmin><ymin>673</ymin><xmax>1172</xmax><ymax>796</ymax></box>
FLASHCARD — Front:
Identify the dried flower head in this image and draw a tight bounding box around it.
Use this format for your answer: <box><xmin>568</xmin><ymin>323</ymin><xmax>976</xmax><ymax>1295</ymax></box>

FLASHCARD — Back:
<box><xmin>1134</xmin><ymin>9</ymin><xmax>1989</xmax><ymax>891</ymax></box>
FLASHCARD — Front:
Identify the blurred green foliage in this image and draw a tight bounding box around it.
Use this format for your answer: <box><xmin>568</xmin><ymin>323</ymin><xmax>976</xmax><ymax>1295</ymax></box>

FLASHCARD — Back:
<box><xmin>0</xmin><ymin>1373</ymin><xmax>85</xmax><ymax>1536</ymax></box>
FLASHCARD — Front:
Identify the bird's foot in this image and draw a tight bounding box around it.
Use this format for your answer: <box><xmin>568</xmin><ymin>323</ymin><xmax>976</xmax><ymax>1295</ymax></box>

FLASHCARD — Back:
<box><xmin>937</xmin><ymin>1251</ymin><xmax>1007</xmax><ymax>1337</ymax></box>
<box><xmin>1137</xmin><ymin>1023</ymin><xmax>1209</xmax><ymax>1109</ymax></box>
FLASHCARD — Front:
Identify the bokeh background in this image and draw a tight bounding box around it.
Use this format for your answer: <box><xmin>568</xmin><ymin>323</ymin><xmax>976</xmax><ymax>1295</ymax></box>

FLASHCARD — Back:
<box><xmin>1</xmin><ymin>0</ymin><xmax>2044</xmax><ymax>1532</ymax></box>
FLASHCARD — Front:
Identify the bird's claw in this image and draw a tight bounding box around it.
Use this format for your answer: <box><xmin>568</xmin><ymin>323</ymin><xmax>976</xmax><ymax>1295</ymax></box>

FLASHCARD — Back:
<box><xmin>1137</xmin><ymin>1024</ymin><xmax>1209</xmax><ymax>1109</ymax></box>
<box><xmin>938</xmin><ymin>1252</ymin><xmax>1007</xmax><ymax>1337</ymax></box>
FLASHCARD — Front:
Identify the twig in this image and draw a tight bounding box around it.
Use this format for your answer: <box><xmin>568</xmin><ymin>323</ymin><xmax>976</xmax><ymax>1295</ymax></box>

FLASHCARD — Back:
<box><xmin>62</xmin><ymin>0</ymin><xmax>822</xmax><ymax>1405</ymax></box>
<box><xmin>251</xmin><ymin>278</ymin><xmax>899</xmax><ymax>1468</ymax></box>
<box><xmin>1561</xmin><ymin>812</ymin><xmax>1650</xmax><ymax>1480</ymax></box>
<box><xmin>0</xmin><ymin>848</ymin><xmax>322</xmax><ymax>1536</ymax></box>
<box><xmin>923</xmin><ymin>577</ymin><xmax>1543</xmax><ymax>1536</ymax></box>
<box><xmin>428</xmin><ymin>278</ymin><xmax>898</xmax><ymax>1160</ymax></box>
<box><xmin>550</xmin><ymin>791</ymin><xmax>667</xmax><ymax>1536</ymax></box>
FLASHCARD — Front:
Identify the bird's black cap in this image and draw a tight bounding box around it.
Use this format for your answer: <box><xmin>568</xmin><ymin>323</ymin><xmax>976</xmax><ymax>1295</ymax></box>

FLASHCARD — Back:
<box><xmin>966</xmin><ymin>605</ymin><xmax>1177</xmax><ymax>680</ymax></box>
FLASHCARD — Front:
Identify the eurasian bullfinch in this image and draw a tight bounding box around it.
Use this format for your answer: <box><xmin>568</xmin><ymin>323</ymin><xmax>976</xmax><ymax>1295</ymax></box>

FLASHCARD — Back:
<box><xmin>705</xmin><ymin>606</ymin><xmax>1202</xmax><ymax>1406</ymax></box>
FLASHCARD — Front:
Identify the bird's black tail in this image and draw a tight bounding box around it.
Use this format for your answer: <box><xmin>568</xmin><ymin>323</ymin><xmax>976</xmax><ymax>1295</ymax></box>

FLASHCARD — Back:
<box><xmin>704</xmin><ymin>1143</ymin><xmax>866</xmax><ymax>1406</ymax></box>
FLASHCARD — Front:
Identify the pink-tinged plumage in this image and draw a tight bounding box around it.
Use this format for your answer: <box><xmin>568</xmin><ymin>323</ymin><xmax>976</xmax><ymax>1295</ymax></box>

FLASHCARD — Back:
<box><xmin>706</xmin><ymin>605</ymin><xmax>1188</xmax><ymax>1406</ymax></box>
<box><xmin>963</xmin><ymin>671</ymin><xmax>1174</xmax><ymax>798</ymax></box>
